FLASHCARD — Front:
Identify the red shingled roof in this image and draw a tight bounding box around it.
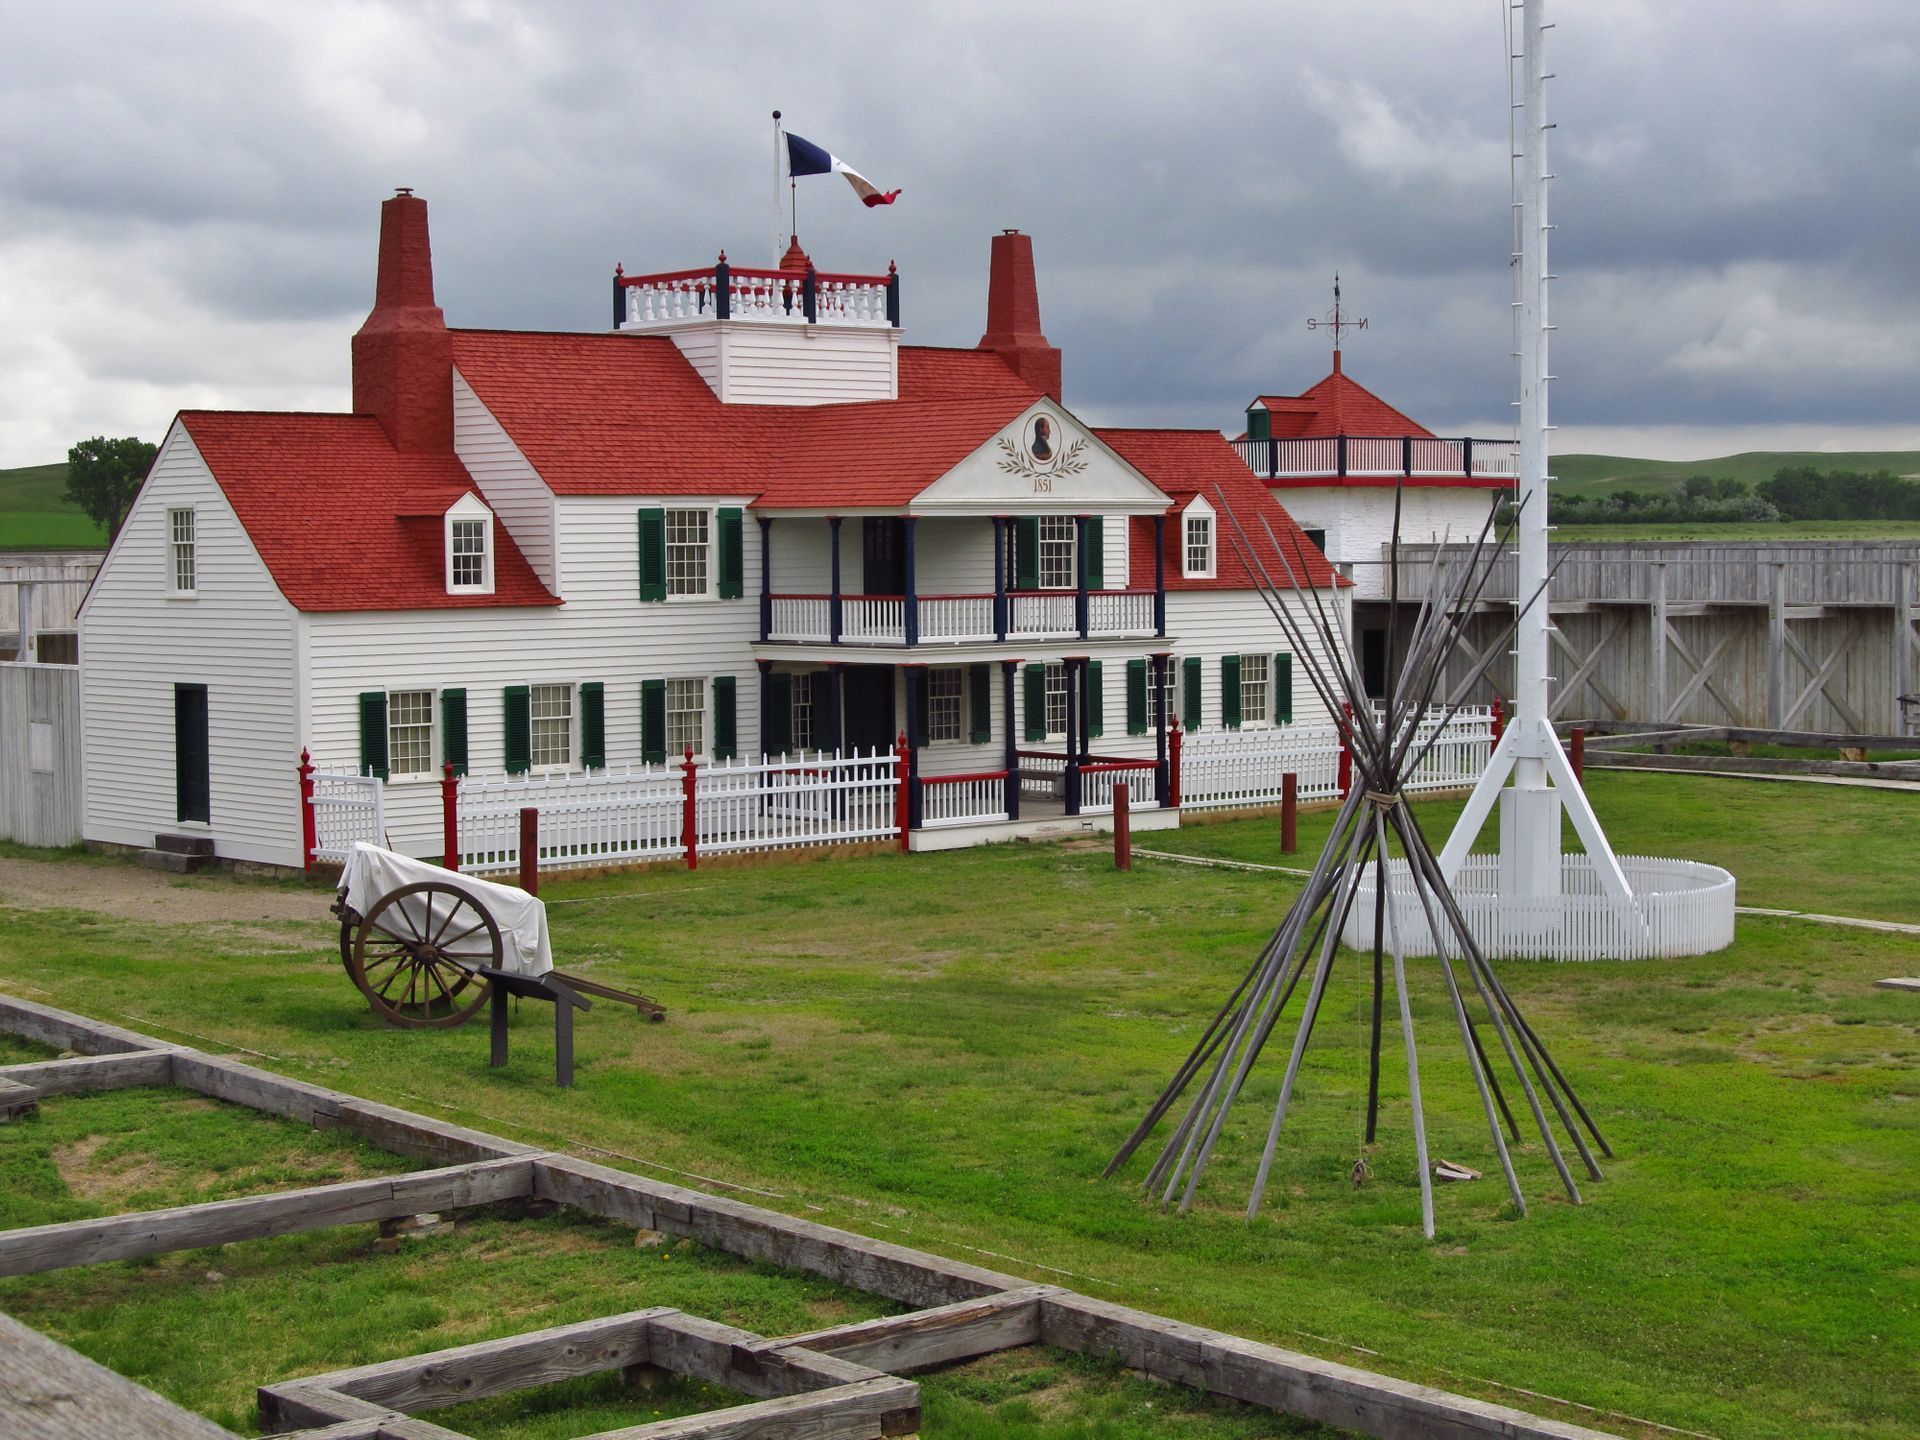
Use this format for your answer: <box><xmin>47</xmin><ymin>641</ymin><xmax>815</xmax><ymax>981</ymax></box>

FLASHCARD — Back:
<box><xmin>447</xmin><ymin>332</ymin><xmax>1041</xmax><ymax>506</ymax></box>
<box><xmin>1249</xmin><ymin>363</ymin><xmax>1432</xmax><ymax>440</ymax></box>
<box><xmin>178</xmin><ymin>411</ymin><xmax>559</xmax><ymax>612</ymax></box>
<box><xmin>1095</xmin><ymin>429</ymin><xmax>1340</xmax><ymax>592</ymax></box>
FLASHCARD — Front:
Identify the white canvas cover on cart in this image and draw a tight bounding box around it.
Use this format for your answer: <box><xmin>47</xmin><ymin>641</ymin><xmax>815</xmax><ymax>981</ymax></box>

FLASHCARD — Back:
<box><xmin>340</xmin><ymin>843</ymin><xmax>553</xmax><ymax>978</ymax></box>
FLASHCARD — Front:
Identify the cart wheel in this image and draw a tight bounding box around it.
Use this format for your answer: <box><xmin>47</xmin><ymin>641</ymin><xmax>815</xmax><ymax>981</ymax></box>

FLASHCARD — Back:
<box><xmin>349</xmin><ymin>881</ymin><xmax>499</xmax><ymax>1029</ymax></box>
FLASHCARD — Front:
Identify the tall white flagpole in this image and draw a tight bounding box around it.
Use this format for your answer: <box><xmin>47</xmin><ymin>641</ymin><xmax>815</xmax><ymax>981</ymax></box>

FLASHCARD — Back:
<box><xmin>773</xmin><ymin>109</ymin><xmax>784</xmax><ymax>265</ymax></box>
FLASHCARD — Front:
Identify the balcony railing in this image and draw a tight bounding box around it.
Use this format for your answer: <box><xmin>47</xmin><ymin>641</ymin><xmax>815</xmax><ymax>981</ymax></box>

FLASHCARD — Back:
<box><xmin>1235</xmin><ymin>435</ymin><xmax>1519</xmax><ymax>482</ymax></box>
<box><xmin>1085</xmin><ymin>590</ymin><xmax>1157</xmax><ymax>638</ymax></box>
<box><xmin>616</xmin><ymin>257</ymin><xmax>899</xmax><ymax>330</ymax></box>
<box><xmin>764</xmin><ymin>588</ymin><xmax>1163</xmax><ymax>647</ymax></box>
<box><xmin>1008</xmin><ymin>591</ymin><xmax>1077</xmax><ymax>639</ymax></box>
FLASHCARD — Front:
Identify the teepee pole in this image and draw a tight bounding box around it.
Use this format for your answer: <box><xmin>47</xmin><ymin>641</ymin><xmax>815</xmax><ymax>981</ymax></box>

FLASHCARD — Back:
<box><xmin>1375</xmin><ymin>805</ymin><xmax>1434</xmax><ymax>1239</ymax></box>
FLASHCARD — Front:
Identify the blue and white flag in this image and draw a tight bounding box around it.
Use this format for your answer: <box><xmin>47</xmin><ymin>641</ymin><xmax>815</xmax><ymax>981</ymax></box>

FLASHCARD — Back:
<box><xmin>786</xmin><ymin>133</ymin><xmax>900</xmax><ymax>207</ymax></box>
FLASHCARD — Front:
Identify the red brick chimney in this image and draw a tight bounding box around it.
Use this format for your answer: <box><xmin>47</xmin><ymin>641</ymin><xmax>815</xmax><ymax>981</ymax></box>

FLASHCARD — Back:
<box><xmin>352</xmin><ymin>189</ymin><xmax>453</xmax><ymax>454</ymax></box>
<box><xmin>978</xmin><ymin>229</ymin><xmax>1061</xmax><ymax>401</ymax></box>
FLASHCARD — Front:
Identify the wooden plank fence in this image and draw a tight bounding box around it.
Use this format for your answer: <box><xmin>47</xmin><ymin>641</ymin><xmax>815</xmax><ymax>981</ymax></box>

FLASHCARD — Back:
<box><xmin>0</xmin><ymin>662</ymin><xmax>83</xmax><ymax>846</ymax></box>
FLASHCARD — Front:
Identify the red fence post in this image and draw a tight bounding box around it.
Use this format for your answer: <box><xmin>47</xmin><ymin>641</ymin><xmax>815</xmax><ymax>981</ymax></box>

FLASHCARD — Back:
<box><xmin>1338</xmin><ymin>702</ymin><xmax>1354</xmax><ymax>800</ymax></box>
<box><xmin>894</xmin><ymin>731</ymin><xmax>912</xmax><ymax>852</ymax></box>
<box><xmin>297</xmin><ymin>749</ymin><xmax>317</xmax><ymax>873</ymax></box>
<box><xmin>441</xmin><ymin>762</ymin><xmax>460</xmax><ymax>872</ymax></box>
<box><xmin>681</xmin><ymin>747</ymin><xmax>700</xmax><ymax>871</ymax></box>
<box><xmin>1168</xmin><ymin>719</ymin><xmax>1183</xmax><ymax>808</ymax></box>
<box><xmin>1114</xmin><ymin>783</ymin><xmax>1132</xmax><ymax>871</ymax></box>
<box><xmin>518</xmin><ymin>806</ymin><xmax>539</xmax><ymax>897</ymax></box>
<box><xmin>1491</xmin><ymin>696</ymin><xmax>1505</xmax><ymax>746</ymax></box>
<box><xmin>1282</xmin><ymin>772</ymin><xmax>1298</xmax><ymax>855</ymax></box>
<box><xmin>1571</xmin><ymin>726</ymin><xmax>1586</xmax><ymax>786</ymax></box>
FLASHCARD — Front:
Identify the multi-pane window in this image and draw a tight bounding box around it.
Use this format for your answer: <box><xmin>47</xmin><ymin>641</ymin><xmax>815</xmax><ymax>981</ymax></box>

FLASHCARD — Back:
<box><xmin>1154</xmin><ymin>660</ymin><xmax>1176</xmax><ymax>729</ymax></box>
<box><xmin>388</xmin><ymin>690</ymin><xmax>434</xmax><ymax>776</ymax></box>
<box><xmin>168</xmin><ymin>509</ymin><xmax>196</xmax><ymax>593</ymax></box>
<box><xmin>667</xmin><ymin>677</ymin><xmax>704</xmax><ymax>756</ymax></box>
<box><xmin>1044</xmin><ymin>662</ymin><xmax>1069</xmax><ymax>738</ymax></box>
<box><xmin>1185</xmin><ymin>513</ymin><xmax>1214</xmax><ymax>577</ymax></box>
<box><xmin>1239</xmin><ymin>654</ymin><xmax>1271</xmax><ymax>727</ymax></box>
<box><xmin>666</xmin><ymin>509</ymin><xmax>710</xmax><ymax>597</ymax></box>
<box><xmin>450</xmin><ymin>518</ymin><xmax>488</xmax><ymax>588</ymax></box>
<box><xmin>1038</xmin><ymin>516</ymin><xmax>1076</xmax><ymax>589</ymax></box>
<box><xmin>531</xmin><ymin>683</ymin><xmax>572</xmax><ymax>768</ymax></box>
<box><xmin>928</xmin><ymin>668</ymin><xmax>964</xmax><ymax>742</ymax></box>
<box><xmin>791</xmin><ymin>673</ymin><xmax>814</xmax><ymax>751</ymax></box>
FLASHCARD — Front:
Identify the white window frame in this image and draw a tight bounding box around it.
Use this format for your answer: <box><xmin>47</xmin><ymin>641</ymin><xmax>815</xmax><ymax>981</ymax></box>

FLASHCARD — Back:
<box><xmin>1044</xmin><ymin>661</ymin><xmax>1069</xmax><ymax>740</ymax></box>
<box><xmin>927</xmin><ymin>666</ymin><xmax>965</xmax><ymax>745</ymax></box>
<box><xmin>1182</xmin><ymin>498</ymin><xmax>1215</xmax><ymax>580</ymax></box>
<box><xmin>444</xmin><ymin>494</ymin><xmax>495</xmax><ymax>595</ymax></box>
<box><xmin>167</xmin><ymin>507</ymin><xmax>197</xmax><ymax>596</ymax></box>
<box><xmin>1239</xmin><ymin>653</ymin><xmax>1271</xmax><ymax>729</ymax></box>
<box><xmin>1038</xmin><ymin>516</ymin><xmax>1077</xmax><ymax>591</ymax></box>
<box><xmin>666</xmin><ymin>507</ymin><xmax>712</xmax><ymax>600</ymax></box>
<box><xmin>530</xmin><ymin>682</ymin><xmax>574</xmax><ymax>771</ymax></box>
<box><xmin>666</xmin><ymin>676</ymin><xmax>706</xmax><ymax>759</ymax></box>
<box><xmin>387</xmin><ymin>688</ymin><xmax>436</xmax><ymax>779</ymax></box>
<box><xmin>1153</xmin><ymin>659</ymin><xmax>1177</xmax><ymax>730</ymax></box>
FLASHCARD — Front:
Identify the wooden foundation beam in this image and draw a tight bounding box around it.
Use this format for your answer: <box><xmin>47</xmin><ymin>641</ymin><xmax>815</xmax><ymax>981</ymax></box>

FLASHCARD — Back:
<box><xmin>0</xmin><ymin>993</ymin><xmax>164</xmax><ymax>1056</ymax></box>
<box><xmin>780</xmin><ymin>1285</ymin><xmax>1055</xmax><ymax>1374</ymax></box>
<box><xmin>0</xmin><ymin>1311</ymin><xmax>240</xmax><ymax>1439</ymax></box>
<box><xmin>0</xmin><ymin>1048</ymin><xmax>178</xmax><ymax>1097</ymax></box>
<box><xmin>573</xmin><ymin>1377</ymin><xmax>920</xmax><ymax>1440</ymax></box>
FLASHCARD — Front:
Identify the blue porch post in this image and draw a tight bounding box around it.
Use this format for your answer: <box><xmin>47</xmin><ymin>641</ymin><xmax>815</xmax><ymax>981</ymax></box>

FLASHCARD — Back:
<box><xmin>1153</xmin><ymin>514</ymin><xmax>1167</xmax><ymax>637</ymax></box>
<box><xmin>1074</xmin><ymin>516</ymin><xmax>1090</xmax><ymax>640</ymax></box>
<box><xmin>1063</xmin><ymin>657</ymin><xmax>1083</xmax><ymax>815</ymax></box>
<box><xmin>902</xmin><ymin>664</ymin><xmax>924</xmax><ymax>828</ymax></box>
<box><xmin>756</xmin><ymin>659</ymin><xmax>773</xmax><ymax>757</ymax></box>
<box><xmin>758</xmin><ymin>517</ymin><xmax>773</xmax><ymax>642</ymax></box>
<box><xmin>1001</xmin><ymin>658</ymin><xmax>1020</xmax><ymax>821</ymax></box>
<box><xmin>822</xmin><ymin>663</ymin><xmax>845</xmax><ymax>754</ymax></box>
<box><xmin>1152</xmin><ymin>651</ymin><xmax>1170</xmax><ymax>806</ymax></box>
<box><xmin>903</xmin><ymin>517</ymin><xmax>919</xmax><ymax>646</ymax></box>
<box><xmin>992</xmin><ymin>516</ymin><xmax>1008</xmax><ymax>641</ymax></box>
<box><xmin>828</xmin><ymin>517</ymin><xmax>844</xmax><ymax>644</ymax></box>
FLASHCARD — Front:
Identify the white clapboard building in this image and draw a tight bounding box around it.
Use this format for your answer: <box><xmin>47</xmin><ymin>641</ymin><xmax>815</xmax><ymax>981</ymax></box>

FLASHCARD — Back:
<box><xmin>79</xmin><ymin>191</ymin><xmax>1353</xmax><ymax>869</ymax></box>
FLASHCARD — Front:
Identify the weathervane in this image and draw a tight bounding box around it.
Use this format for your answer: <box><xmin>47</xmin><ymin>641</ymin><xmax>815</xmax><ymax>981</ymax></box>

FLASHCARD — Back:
<box><xmin>1307</xmin><ymin>274</ymin><xmax>1367</xmax><ymax>359</ymax></box>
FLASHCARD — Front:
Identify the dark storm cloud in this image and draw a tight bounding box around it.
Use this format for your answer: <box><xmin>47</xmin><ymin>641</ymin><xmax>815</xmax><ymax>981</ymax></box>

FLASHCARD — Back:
<box><xmin>1</xmin><ymin>0</ymin><xmax>1915</xmax><ymax>466</ymax></box>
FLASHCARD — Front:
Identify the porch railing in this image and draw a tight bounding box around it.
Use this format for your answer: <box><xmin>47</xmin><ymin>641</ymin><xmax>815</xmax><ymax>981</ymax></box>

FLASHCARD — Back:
<box><xmin>1232</xmin><ymin>435</ymin><xmax>1520</xmax><ymax>482</ymax></box>
<box><xmin>1079</xmin><ymin>760</ymin><xmax>1161</xmax><ymax>814</ymax></box>
<box><xmin>1086</xmin><ymin>590</ymin><xmax>1157</xmax><ymax>637</ymax></box>
<box><xmin>919</xmin><ymin>770</ymin><xmax>1011</xmax><ymax>827</ymax></box>
<box><xmin>617</xmin><ymin>259</ymin><xmax>898</xmax><ymax>330</ymax></box>
<box><xmin>1009</xmin><ymin>592</ymin><xmax>1077</xmax><ymax>639</ymax></box>
<box><xmin>917</xmin><ymin>594</ymin><xmax>997</xmax><ymax>642</ymax></box>
<box><xmin>769</xmin><ymin>595</ymin><xmax>831</xmax><ymax>642</ymax></box>
<box><xmin>842</xmin><ymin>596</ymin><xmax>906</xmax><ymax>645</ymax></box>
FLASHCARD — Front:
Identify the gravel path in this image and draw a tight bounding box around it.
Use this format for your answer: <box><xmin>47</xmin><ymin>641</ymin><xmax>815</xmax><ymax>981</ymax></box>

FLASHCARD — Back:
<box><xmin>0</xmin><ymin>857</ymin><xmax>325</xmax><ymax>928</ymax></box>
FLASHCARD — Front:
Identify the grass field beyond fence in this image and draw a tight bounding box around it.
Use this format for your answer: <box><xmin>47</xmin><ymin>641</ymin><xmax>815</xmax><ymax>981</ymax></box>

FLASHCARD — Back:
<box><xmin>0</xmin><ymin>771</ymin><xmax>1917</xmax><ymax>1439</ymax></box>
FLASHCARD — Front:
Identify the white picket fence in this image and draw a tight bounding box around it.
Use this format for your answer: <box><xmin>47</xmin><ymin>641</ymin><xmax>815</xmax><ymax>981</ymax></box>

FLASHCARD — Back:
<box><xmin>309</xmin><ymin>767</ymin><xmax>386</xmax><ymax>863</ymax></box>
<box><xmin>1178</xmin><ymin>707</ymin><xmax>1491</xmax><ymax>813</ymax></box>
<box><xmin>1345</xmin><ymin>853</ymin><xmax>1737</xmax><ymax>961</ymax></box>
<box><xmin>456</xmin><ymin>748</ymin><xmax>900</xmax><ymax>876</ymax></box>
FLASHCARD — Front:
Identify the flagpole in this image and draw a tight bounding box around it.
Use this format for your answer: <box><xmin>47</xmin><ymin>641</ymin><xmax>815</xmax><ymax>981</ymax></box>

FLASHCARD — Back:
<box><xmin>772</xmin><ymin>110</ymin><xmax>784</xmax><ymax>264</ymax></box>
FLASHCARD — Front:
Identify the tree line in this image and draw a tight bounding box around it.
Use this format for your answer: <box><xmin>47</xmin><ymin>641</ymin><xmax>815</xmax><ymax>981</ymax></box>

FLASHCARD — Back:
<box><xmin>1505</xmin><ymin>465</ymin><xmax>1920</xmax><ymax>527</ymax></box>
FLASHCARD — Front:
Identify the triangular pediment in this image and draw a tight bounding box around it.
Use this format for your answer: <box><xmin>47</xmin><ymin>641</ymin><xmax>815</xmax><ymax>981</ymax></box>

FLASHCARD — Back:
<box><xmin>913</xmin><ymin>400</ymin><xmax>1170</xmax><ymax>515</ymax></box>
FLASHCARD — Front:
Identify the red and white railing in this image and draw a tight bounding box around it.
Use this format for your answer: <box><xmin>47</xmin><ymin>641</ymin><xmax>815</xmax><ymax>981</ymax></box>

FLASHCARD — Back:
<box><xmin>1178</xmin><ymin>706</ymin><xmax>1492</xmax><ymax>813</ymax></box>
<box><xmin>842</xmin><ymin>596</ymin><xmax>906</xmax><ymax>644</ymax></box>
<box><xmin>1078</xmin><ymin>759</ymin><xmax>1161</xmax><ymax>814</ymax></box>
<box><xmin>1233</xmin><ymin>435</ymin><xmax>1521</xmax><ymax>481</ymax></box>
<box><xmin>618</xmin><ymin>261</ymin><xmax>897</xmax><ymax>330</ymax></box>
<box><xmin>1016</xmin><ymin>750</ymin><xmax>1069</xmax><ymax>798</ymax></box>
<box><xmin>919</xmin><ymin>769</ymin><xmax>1011</xmax><ymax>827</ymax></box>
<box><xmin>1008</xmin><ymin>591</ymin><xmax>1077</xmax><ymax>639</ymax></box>
<box><xmin>769</xmin><ymin>595</ymin><xmax>831</xmax><ymax>642</ymax></box>
<box><xmin>301</xmin><ymin>758</ymin><xmax>386</xmax><ymax>866</ymax></box>
<box><xmin>917</xmin><ymin>594</ymin><xmax>996</xmax><ymax>642</ymax></box>
<box><xmin>1087</xmin><ymin>590</ymin><xmax>1157</xmax><ymax>636</ymax></box>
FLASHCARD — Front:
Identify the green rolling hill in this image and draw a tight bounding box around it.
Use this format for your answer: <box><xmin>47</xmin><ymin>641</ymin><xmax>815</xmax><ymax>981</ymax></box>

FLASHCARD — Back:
<box><xmin>1552</xmin><ymin>449</ymin><xmax>1920</xmax><ymax>500</ymax></box>
<box><xmin>0</xmin><ymin>462</ymin><xmax>107</xmax><ymax>550</ymax></box>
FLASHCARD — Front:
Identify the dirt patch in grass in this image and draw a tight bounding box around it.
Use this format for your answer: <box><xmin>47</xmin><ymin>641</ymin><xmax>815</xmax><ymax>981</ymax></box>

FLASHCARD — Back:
<box><xmin>0</xmin><ymin>856</ymin><xmax>323</xmax><ymax>928</ymax></box>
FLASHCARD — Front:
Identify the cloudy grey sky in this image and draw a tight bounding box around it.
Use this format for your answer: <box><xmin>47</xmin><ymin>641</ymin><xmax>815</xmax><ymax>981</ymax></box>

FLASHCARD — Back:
<box><xmin>3</xmin><ymin>0</ymin><xmax>1917</xmax><ymax>469</ymax></box>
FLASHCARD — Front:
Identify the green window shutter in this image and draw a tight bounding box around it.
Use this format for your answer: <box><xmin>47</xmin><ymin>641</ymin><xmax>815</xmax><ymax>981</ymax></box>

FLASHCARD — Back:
<box><xmin>910</xmin><ymin>669</ymin><xmax>931</xmax><ymax>748</ymax></box>
<box><xmin>712</xmin><ymin>676</ymin><xmax>737</xmax><ymax>760</ymax></box>
<box><xmin>502</xmin><ymin>686</ymin><xmax>531</xmax><ymax>775</ymax></box>
<box><xmin>1182</xmin><ymin>656</ymin><xmax>1202</xmax><ymax>730</ymax></box>
<box><xmin>1220</xmin><ymin>655</ymin><xmax>1242</xmax><ymax>730</ymax></box>
<box><xmin>765</xmin><ymin>672</ymin><xmax>793</xmax><ymax>755</ymax></box>
<box><xmin>357</xmin><ymin>691</ymin><xmax>389</xmax><ymax>781</ymax></box>
<box><xmin>1247</xmin><ymin>407</ymin><xmax>1271</xmax><ymax>442</ymax></box>
<box><xmin>640</xmin><ymin>679</ymin><xmax>667</xmax><ymax>764</ymax></box>
<box><xmin>717</xmin><ymin>507</ymin><xmax>744</xmax><ymax>600</ymax></box>
<box><xmin>1086</xmin><ymin>660</ymin><xmax>1104</xmax><ymax>738</ymax></box>
<box><xmin>1024</xmin><ymin>663</ymin><xmax>1048</xmax><ymax>742</ymax></box>
<box><xmin>579</xmin><ymin>682</ymin><xmax>605</xmax><ymax>769</ymax></box>
<box><xmin>1015</xmin><ymin>517</ymin><xmax>1040</xmax><ymax>591</ymax></box>
<box><xmin>1276</xmin><ymin>653</ymin><xmax>1294</xmax><ymax>725</ymax></box>
<box><xmin>1126</xmin><ymin>659</ymin><xmax>1148</xmax><ymax>735</ymax></box>
<box><xmin>968</xmin><ymin>663</ymin><xmax>992</xmax><ymax>744</ymax></box>
<box><xmin>638</xmin><ymin>508</ymin><xmax>667</xmax><ymax>602</ymax></box>
<box><xmin>440</xmin><ymin>688</ymin><xmax>468</xmax><ymax>776</ymax></box>
<box><xmin>1085</xmin><ymin>518</ymin><xmax>1105</xmax><ymax>591</ymax></box>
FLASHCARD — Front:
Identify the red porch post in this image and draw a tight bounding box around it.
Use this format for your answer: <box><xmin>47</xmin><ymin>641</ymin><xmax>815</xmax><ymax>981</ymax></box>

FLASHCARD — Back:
<box><xmin>1113</xmin><ymin>783</ymin><xmax>1132</xmax><ymax>871</ymax></box>
<box><xmin>441</xmin><ymin>762</ymin><xmax>460</xmax><ymax>871</ymax></box>
<box><xmin>681</xmin><ymin>747</ymin><xmax>700</xmax><ymax>870</ymax></box>
<box><xmin>1491</xmin><ymin>695</ymin><xmax>1505</xmax><ymax>746</ymax></box>
<box><xmin>297</xmin><ymin>749</ymin><xmax>317</xmax><ymax>873</ymax></box>
<box><xmin>1570</xmin><ymin>726</ymin><xmax>1586</xmax><ymax>786</ymax></box>
<box><xmin>518</xmin><ymin>807</ymin><xmax>539</xmax><ymax>896</ymax></box>
<box><xmin>1281</xmin><ymin>772</ymin><xmax>1298</xmax><ymax>854</ymax></box>
<box><xmin>894</xmin><ymin>731</ymin><xmax>911</xmax><ymax>851</ymax></box>
<box><xmin>1338</xmin><ymin>702</ymin><xmax>1354</xmax><ymax>799</ymax></box>
<box><xmin>1168</xmin><ymin>718</ymin><xmax>1183</xmax><ymax>808</ymax></box>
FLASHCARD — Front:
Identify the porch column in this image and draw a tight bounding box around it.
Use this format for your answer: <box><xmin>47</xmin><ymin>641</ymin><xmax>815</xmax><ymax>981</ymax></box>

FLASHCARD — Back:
<box><xmin>902</xmin><ymin>663</ymin><xmax>924</xmax><ymax>827</ymax></box>
<box><xmin>756</xmin><ymin>659</ymin><xmax>773</xmax><ymax>750</ymax></box>
<box><xmin>829</xmin><ymin>517</ymin><xmax>844</xmax><ymax>644</ymax></box>
<box><xmin>758</xmin><ymin>518</ymin><xmax>773</xmax><ymax>641</ymax></box>
<box><xmin>1153</xmin><ymin>514</ymin><xmax>1167</xmax><ymax>637</ymax></box>
<box><xmin>1152</xmin><ymin>651</ymin><xmax>1171</xmax><ymax>806</ymax></box>
<box><xmin>1063</xmin><ymin>657</ymin><xmax>1083</xmax><ymax>815</ymax></box>
<box><xmin>822</xmin><ymin>663</ymin><xmax>845</xmax><ymax>754</ymax></box>
<box><xmin>1074</xmin><ymin>516</ymin><xmax>1090</xmax><ymax>639</ymax></box>
<box><xmin>1001</xmin><ymin>658</ymin><xmax>1021</xmax><ymax>821</ymax></box>
<box><xmin>992</xmin><ymin>516</ymin><xmax>1009</xmax><ymax>641</ymax></box>
<box><xmin>903</xmin><ymin>517</ymin><xmax>919</xmax><ymax>646</ymax></box>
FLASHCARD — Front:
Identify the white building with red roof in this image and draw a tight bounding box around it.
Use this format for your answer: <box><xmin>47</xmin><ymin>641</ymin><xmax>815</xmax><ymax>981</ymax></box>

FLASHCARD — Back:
<box><xmin>79</xmin><ymin>192</ymin><xmax>1344</xmax><ymax>868</ymax></box>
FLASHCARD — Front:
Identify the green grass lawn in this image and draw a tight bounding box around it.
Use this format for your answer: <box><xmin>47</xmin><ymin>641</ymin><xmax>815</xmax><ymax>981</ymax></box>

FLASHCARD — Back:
<box><xmin>1552</xmin><ymin>519</ymin><xmax>1920</xmax><ymax>543</ymax></box>
<box><xmin>0</xmin><ymin>460</ymin><xmax>108</xmax><ymax>549</ymax></box>
<box><xmin>1554</xmin><ymin>450</ymin><xmax>1920</xmax><ymax>500</ymax></box>
<box><xmin>2</xmin><ymin>779</ymin><xmax>1918</xmax><ymax>1438</ymax></box>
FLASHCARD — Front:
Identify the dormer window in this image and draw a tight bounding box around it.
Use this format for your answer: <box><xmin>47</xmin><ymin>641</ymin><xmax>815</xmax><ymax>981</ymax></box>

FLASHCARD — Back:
<box><xmin>445</xmin><ymin>494</ymin><xmax>494</xmax><ymax>595</ymax></box>
<box><xmin>1183</xmin><ymin>498</ymin><xmax>1216</xmax><ymax>579</ymax></box>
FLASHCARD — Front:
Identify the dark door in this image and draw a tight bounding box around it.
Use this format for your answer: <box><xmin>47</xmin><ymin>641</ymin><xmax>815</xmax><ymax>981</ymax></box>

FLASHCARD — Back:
<box><xmin>862</xmin><ymin>518</ymin><xmax>905</xmax><ymax>595</ymax></box>
<box><xmin>1361</xmin><ymin>630</ymin><xmax>1388</xmax><ymax>701</ymax></box>
<box><xmin>174</xmin><ymin>683</ymin><xmax>210</xmax><ymax>824</ymax></box>
<box><xmin>842</xmin><ymin>666</ymin><xmax>895</xmax><ymax>753</ymax></box>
